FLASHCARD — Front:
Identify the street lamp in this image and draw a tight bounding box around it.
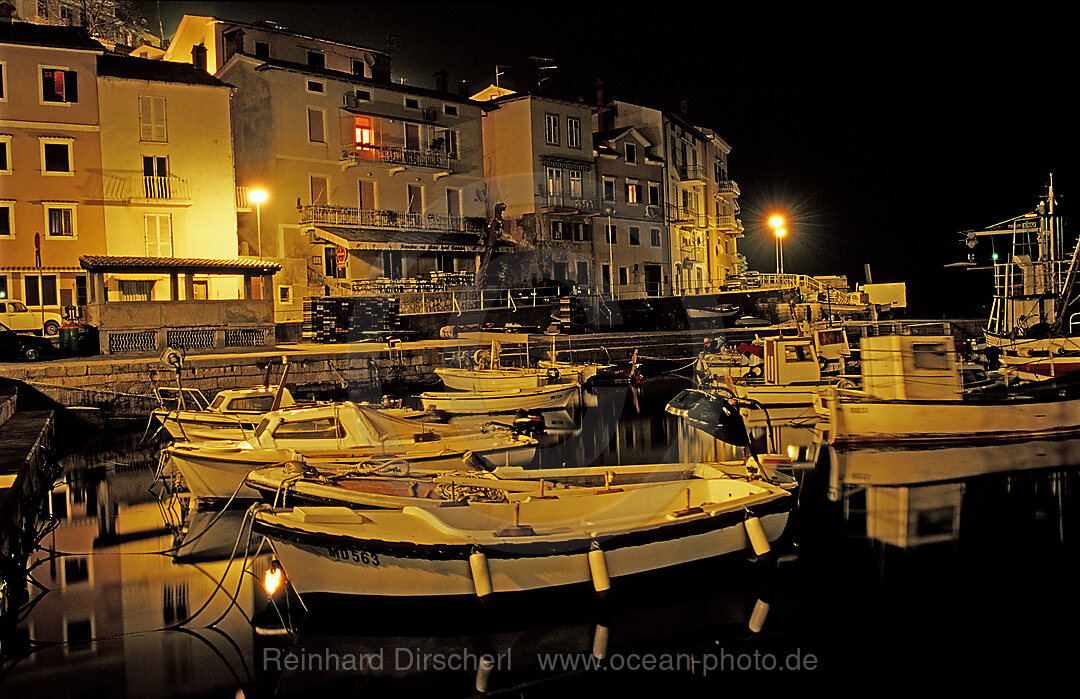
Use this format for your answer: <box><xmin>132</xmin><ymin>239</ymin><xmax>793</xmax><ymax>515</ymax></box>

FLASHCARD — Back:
<box><xmin>248</xmin><ymin>189</ymin><xmax>268</xmax><ymax>257</ymax></box>
<box><xmin>769</xmin><ymin>216</ymin><xmax>785</xmax><ymax>277</ymax></box>
<box><xmin>604</xmin><ymin>206</ymin><xmax>615</xmax><ymax>301</ymax></box>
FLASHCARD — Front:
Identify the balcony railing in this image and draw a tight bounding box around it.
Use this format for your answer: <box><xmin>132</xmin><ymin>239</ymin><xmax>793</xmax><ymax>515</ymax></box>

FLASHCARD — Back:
<box><xmin>537</xmin><ymin>193</ymin><xmax>602</xmax><ymax>212</ymax></box>
<box><xmin>715</xmin><ymin>178</ymin><xmax>741</xmax><ymax>198</ymax></box>
<box><xmin>677</xmin><ymin>165</ymin><xmax>708</xmax><ymax>183</ymax></box>
<box><xmin>341</xmin><ymin>145</ymin><xmax>457</xmax><ymax>171</ymax></box>
<box><xmin>103</xmin><ymin>173</ymin><xmax>193</xmax><ymax>205</ymax></box>
<box><xmin>667</xmin><ymin>203</ymin><xmax>704</xmax><ymax>226</ymax></box>
<box><xmin>300</xmin><ymin>205</ymin><xmax>485</xmax><ymax>233</ymax></box>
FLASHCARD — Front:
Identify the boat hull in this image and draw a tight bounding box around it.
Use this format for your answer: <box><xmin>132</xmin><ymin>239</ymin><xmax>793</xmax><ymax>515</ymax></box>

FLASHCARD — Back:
<box><xmin>420</xmin><ymin>384</ymin><xmax>579</xmax><ymax>414</ymax></box>
<box><xmin>435</xmin><ymin>367</ymin><xmax>548</xmax><ymax>392</ymax></box>
<box><xmin>822</xmin><ymin>388</ymin><xmax>1080</xmax><ymax>445</ymax></box>
<box><xmin>153</xmin><ymin>410</ymin><xmax>261</xmax><ymax>443</ymax></box>
<box><xmin>255</xmin><ymin>489</ymin><xmax>790</xmax><ymax>600</ymax></box>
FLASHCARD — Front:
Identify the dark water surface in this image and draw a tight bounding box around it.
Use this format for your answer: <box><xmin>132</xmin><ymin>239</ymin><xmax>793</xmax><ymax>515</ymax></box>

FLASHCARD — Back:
<box><xmin>3</xmin><ymin>376</ymin><xmax>1080</xmax><ymax>695</ymax></box>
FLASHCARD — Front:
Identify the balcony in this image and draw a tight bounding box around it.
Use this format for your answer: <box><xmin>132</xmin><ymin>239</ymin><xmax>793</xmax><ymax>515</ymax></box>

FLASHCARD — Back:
<box><xmin>103</xmin><ymin>173</ymin><xmax>193</xmax><ymax>205</ymax></box>
<box><xmin>666</xmin><ymin>203</ymin><xmax>704</xmax><ymax>227</ymax></box>
<box><xmin>715</xmin><ymin>178</ymin><xmax>741</xmax><ymax>199</ymax></box>
<box><xmin>677</xmin><ymin>165</ymin><xmax>708</xmax><ymax>184</ymax></box>
<box><xmin>538</xmin><ymin>193</ymin><xmax>602</xmax><ymax>213</ymax></box>
<box><xmin>340</xmin><ymin>145</ymin><xmax>457</xmax><ymax>171</ymax></box>
<box><xmin>299</xmin><ymin>204</ymin><xmax>485</xmax><ymax>234</ymax></box>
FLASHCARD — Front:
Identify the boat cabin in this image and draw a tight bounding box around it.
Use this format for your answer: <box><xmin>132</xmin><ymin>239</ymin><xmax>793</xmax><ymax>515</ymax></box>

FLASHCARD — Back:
<box><xmin>763</xmin><ymin>337</ymin><xmax>821</xmax><ymax>386</ymax></box>
<box><xmin>859</xmin><ymin>334</ymin><xmax>962</xmax><ymax>401</ymax></box>
<box><xmin>208</xmin><ymin>387</ymin><xmax>296</xmax><ymax>413</ymax></box>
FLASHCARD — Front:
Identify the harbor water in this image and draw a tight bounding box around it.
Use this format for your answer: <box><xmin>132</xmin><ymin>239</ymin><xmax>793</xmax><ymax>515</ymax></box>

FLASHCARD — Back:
<box><xmin>2</xmin><ymin>376</ymin><xmax>1079</xmax><ymax>695</ymax></box>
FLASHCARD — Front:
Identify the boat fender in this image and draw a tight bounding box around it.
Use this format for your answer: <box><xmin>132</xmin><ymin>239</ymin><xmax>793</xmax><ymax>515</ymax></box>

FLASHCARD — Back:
<box><xmin>469</xmin><ymin>549</ymin><xmax>493</xmax><ymax>597</ymax></box>
<box><xmin>546</xmin><ymin>367</ymin><xmax>560</xmax><ymax>381</ymax></box>
<box><xmin>818</xmin><ymin>355</ymin><xmax>830</xmax><ymax>372</ymax></box>
<box><xmin>744</xmin><ymin>514</ymin><xmax>771</xmax><ymax>557</ymax></box>
<box><xmin>747</xmin><ymin>364</ymin><xmax>764</xmax><ymax>378</ymax></box>
<box><xmin>588</xmin><ymin>543</ymin><xmax>611</xmax><ymax>593</ymax></box>
<box><xmin>473</xmin><ymin>349</ymin><xmax>491</xmax><ymax>369</ymax></box>
<box><xmin>475</xmin><ymin>656</ymin><xmax>495</xmax><ymax>692</ymax></box>
<box><xmin>748</xmin><ymin>598</ymin><xmax>770</xmax><ymax>633</ymax></box>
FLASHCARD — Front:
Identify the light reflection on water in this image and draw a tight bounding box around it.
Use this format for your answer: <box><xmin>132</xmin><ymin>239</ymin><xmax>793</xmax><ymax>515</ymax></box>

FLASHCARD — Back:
<box><xmin>3</xmin><ymin>378</ymin><xmax>1080</xmax><ymax>695</ymax></box>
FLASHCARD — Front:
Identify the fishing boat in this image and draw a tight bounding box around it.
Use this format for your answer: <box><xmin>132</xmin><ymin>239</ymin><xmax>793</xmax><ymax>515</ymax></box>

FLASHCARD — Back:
<box><xmin>250</xmin><ymin>465</ymin><xmax>791</xmax><ymax>602</ymax></box>
<box><xmin>245</xmin><ymin>459</ymin><xmax>795</xmax><ymax>510</ymax></box>
<box><xmin>162</xmin><ymin>402</ymin><xmax>538</xmax><ymax>501</ymax></box>
<box><xmin>818</xmin><ymin>333</ymin><xmax>1080</xmax><ymax>445</ymax></box>
<box><xmin>538</xmin><ymin>347</ymin><xmax>642</xmax><ymax>386</ymax></box>
<box><xmin>963</xmin><ymin>175</ymin><xmax>1080</xmax><ymax>380</ymax></box>
<box><xmin>151</xmin><ymin>385</ymin><xmax>302</xmax><ymax>443</ymax></box>
<box><xmin>419</xmin><ymin>382</ymin><xmax>580</xmax><ymax>414</ymax></box>
<box><xmin>436</xmin><ymin>335</ymin><xmax>579</xmax><ymax>391</ymax></box>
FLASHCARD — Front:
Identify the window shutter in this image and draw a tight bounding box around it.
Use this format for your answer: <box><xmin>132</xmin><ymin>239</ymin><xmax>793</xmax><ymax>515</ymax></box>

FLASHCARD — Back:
<box><xmin>152</xmin><ymin>97</ymin><xmax>166</xmax><ymax>141</ymax></box>
<box><xmin>139</xmin><ymin>96</ymin><xmax>154</xmax><ymax>141</ymax></box>
<box><xmin>64</xmin><ymin>71</ymin><xmax>77</xmax><ymax>102</ymax></box>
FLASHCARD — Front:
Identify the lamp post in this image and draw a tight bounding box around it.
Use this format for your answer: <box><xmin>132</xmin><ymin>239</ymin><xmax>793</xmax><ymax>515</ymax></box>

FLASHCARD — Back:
<box><xmin>769</xmin><ymin>216</ymin><xmax>785</xmax><ymax>278</ymax></box>
<box><xmin>604</xmin><ymin>206</ymin><xmax>615</xmax><ymax>300</ymax></box>
<box><xmin>249</xmin><ymin>189</ymin><xmax>268</xmax><ymax>257</ymax></box>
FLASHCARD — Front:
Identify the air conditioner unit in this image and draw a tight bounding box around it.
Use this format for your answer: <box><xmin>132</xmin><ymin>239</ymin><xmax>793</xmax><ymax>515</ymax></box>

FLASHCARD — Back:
<box><xmin>646</xmin><ymin>205</ymin><xmax>660</xmax><ymax>217</ymax></box>
<box><xmin>343</xmin><ymin>93</ymin><xmax>359</xmax><ymax>109</ymax></box>
<box><xmin>422</xmin><ymin>107</ymin><xmax>438</xmax><ymax>122</ymax></box>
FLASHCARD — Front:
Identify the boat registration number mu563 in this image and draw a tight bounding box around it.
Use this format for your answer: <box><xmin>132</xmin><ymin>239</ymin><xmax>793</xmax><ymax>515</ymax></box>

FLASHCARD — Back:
<box><xmin>326</xmin><ymin>547</ymin><xmax>380</xmax><ymax>566</ymax></box>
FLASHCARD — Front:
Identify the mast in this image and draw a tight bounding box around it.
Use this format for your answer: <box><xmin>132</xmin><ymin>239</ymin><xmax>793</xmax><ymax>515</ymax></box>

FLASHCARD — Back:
<box><xmin>1049</xmin><ymin>174</ymin><xmax>1080</xmax><ymax>333</ymax></box>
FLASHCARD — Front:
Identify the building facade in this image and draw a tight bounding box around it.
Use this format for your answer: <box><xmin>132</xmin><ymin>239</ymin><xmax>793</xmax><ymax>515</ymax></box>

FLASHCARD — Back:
<box><xmin>0</xmin><ymin>22</ymin><xmax>106</xmax><ymax>319</ymax></box>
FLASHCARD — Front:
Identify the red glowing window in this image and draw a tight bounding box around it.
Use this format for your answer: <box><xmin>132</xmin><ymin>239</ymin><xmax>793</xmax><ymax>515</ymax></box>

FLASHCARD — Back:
<box><xmin>354</xmin><ymin>116</ymin><xmax>374</xmax><ymax>150</ymax></box>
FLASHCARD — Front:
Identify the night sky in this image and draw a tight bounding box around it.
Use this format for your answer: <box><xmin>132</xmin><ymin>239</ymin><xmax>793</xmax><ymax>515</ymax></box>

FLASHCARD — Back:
<box><xmin>140</xmin><ymin>3</ymin><xmax>1079</xmax><ymax>318</ymax></box>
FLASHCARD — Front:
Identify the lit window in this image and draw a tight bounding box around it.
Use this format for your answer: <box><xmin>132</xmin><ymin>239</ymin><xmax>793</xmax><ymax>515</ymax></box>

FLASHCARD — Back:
<box><xmin>41</xmin><ymin>68</ymin><xmax>78</xmax><ymax>103</ymax></box>
<box><xmin>626</xmin><ymin>180</ymin><xmax>641</xmax><ymax>204</ymax></box>
<box><xmin>546</xmin><ymin>168</ymin><xmax>562</xmax><ymax>198</ymax></box>
<box><xmin>551</xmin><ymin>220</ymin><xmax>565</xmax><ymax>240</ymax></box>
<box><xmin>568</xmin><ymin>170</ymin><xmax>582</xmax><ymax>198</ymax></box>
<box><xmin>354</xmin><ymin>116</ymin><xmax>374</xmax><ymax>149</ymax></box>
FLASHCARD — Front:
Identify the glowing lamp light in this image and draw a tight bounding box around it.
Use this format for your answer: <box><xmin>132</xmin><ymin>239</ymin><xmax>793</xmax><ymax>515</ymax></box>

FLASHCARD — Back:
<box><xmin>775</xmin><ymin>228</ymin><xmax>786</xmax><ymax>238</ymax></box>
<box><xmin>263</xmin><ymin>561</ymin><xmax>284</xmax><ymax>596</ymax></box>
<box><xmin>248</xmin><ymin>189</ymin><xmax>268</xmax><ymax>205</ymax></box>
<box><xmin>769</xmin><ymin>216</ymin><xmax>784</xmax><ymax>229</ymax></box>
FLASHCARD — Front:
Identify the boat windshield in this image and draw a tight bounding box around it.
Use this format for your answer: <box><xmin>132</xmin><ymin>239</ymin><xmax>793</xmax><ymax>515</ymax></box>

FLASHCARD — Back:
<box><xmin>253</xmin><ymin>416</ymin><xmax>272</xmax><ymax>439</ymax></box>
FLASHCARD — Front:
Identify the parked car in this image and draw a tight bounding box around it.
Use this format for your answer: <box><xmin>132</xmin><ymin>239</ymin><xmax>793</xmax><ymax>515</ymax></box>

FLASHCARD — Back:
<box><xmin>0</xmin><ymin>300</ymin><xmax>63</xmax><ymax>336</ymax></box>
<box><xmin>0</xmin><ymin>321</ymin><xmax>57</xmax><ymax>361</ymax></box>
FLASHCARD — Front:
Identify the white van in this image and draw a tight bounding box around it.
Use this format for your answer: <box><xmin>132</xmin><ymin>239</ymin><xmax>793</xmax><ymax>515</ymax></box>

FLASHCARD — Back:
<box><xmin>0</xmin><ymin>300</ymin><xmax>63</xmax><ymax>336</ymax></box>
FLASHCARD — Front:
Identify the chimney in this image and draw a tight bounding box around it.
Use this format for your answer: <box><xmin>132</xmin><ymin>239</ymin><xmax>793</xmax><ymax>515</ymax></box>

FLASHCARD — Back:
<box><xmin>458</xmin><ymin>79</ymin><xmax>470</xmax><ymax>98</ymax></box>
<box><xmin>595</xmin><ymin>79</ymin><xmax>604</xmax><ymax>107</ymax></box>
<box><xmin>434</xmin><ymin>69</ymin><xmax>448</xmax><ymax>94</ymax></box>
<box><xmin>191</xmin><ymin>44</ymin><xmax>208</xmax><ymax>72</ymax></box>
<box><xmin>680</xmin><ymin>99</ymin><xmax>688</xmax><ymax>117</ymax></box>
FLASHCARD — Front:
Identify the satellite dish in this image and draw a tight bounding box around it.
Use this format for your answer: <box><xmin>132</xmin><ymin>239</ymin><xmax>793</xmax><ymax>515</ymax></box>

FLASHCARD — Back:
<box><xmin>160</xmin><ymin>346</ymin><xmax>183</xmax><ymax>368</ymax></box>
<box><xmin>362</xmin><ymin>52</ymin><xmax>376</xmax><ymax>67</ymax></box>
<box><xmin>475</xmin><ymin>185</ymin><xmax>487</xmax><ymax>202</ymax></box>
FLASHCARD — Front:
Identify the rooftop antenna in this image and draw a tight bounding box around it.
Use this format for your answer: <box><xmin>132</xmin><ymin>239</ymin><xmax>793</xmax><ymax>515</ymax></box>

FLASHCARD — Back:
<box><xmin>530</xmin><ymin>56</ymin><xmax>557</xmax><ymax>91</ymax></box>
<box><xmin>495</xmin><ymin>65</ymin><xmax>508</xmax><ymax>88</ymax></box>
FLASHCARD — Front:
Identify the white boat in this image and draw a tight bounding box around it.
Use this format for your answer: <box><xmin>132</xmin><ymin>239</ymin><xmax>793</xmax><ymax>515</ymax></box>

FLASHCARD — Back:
<box><xmin>420</xmin><ymin>382</ymin><xmax>580</xmax><ymax>414</ymax></box>
<box><xmin>152</xmin><ymin>385</ymin><xmax>302</xmax><ymax>443</ymax></box>
<box><xmin>436</xmin><ymin>335</ymin><xmax>580</xmax><ymax>391</ymax></box>
<box><xmin>245</xmin><ymin>459</ymin><xmax>796</xmax><ymax>510</ymax></box>
<box><xmin>163</xmin><ymin>402</ymin><xmax>538</xmax><ymax>500</ymax></box>
<box><xmin>716</xmin><ymin>336</ymin><xmax>854</xmax><ymax>407</ymax></box>
<box><xmin>819</xmin><ymin>333</ymin><xmax>1080</xmax><ymax>445</ymax></box>
<box><xmin>251</xmin><ymin>465</ymin><xmax>792</xmax><ymax>602</ymax></box>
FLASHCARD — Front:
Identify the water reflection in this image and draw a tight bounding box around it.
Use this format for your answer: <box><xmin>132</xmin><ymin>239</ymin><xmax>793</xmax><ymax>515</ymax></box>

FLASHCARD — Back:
<box><xmin>5</xmin><ymin>381</ymin><xmax>1080</xmax><ymax>693</ymax></box>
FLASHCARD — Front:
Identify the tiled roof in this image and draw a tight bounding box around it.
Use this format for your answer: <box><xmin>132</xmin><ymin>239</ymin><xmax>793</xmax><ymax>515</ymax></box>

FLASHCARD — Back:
<box><xmin>0</xmin><ymin>21</ymin><xmax>103</xmax><ymax>51</ymax></box>
<box><xmin>79</xmin><ymin>256</ymin><xmax>280</xmax><ymax>272</ymax></box>
<box><xmin>97</xmin><ymin>54</ymin><xmax>230</xmax><ymax>87</ymax></box>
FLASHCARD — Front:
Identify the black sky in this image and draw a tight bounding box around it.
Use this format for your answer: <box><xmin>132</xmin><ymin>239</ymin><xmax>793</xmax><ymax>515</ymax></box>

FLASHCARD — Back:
<box><xmin>141</xmin><ymin>2</ymin><xmax>1079</xmax><ymax>318</ymax></box>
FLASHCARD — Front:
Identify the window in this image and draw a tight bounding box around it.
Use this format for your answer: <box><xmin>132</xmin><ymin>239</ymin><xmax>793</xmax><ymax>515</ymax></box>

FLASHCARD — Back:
<box><xmin>0</xmin><ymin>61</ymin><xmax>6</xmax><ymax>101</ymax></box>
<box><xmin>353</xmin><ymin>89</ymin><xmax>372</xmax><ymax>102</ymax></box>
<box><xmin>407</xmin><ymin>184</ymin><xmax>423</xmax><ymax>213</ymax></box>
<box><xmin>254</xmin><ymin>41</ymin><xmax>270</xmax><ymax>59</ymax></box>
<box><xmin>139</xmin><ymin>95</ymin><xmax>167</xmax><ymax>142</ymax></box>
<box><xmin>45</xmin><ymin>203</ymin><xmax>75</xmax><ymax>238</ymax></box>
<box><xmin>432</xmin><ymin>127</ymin><xmax>457</xmax><ymax>156</ymax></box>
<box><xmin>0</xmin><ymin>202</ymin><xmax>11</xmax><ymax>237</ymax></box>
<box><xmin>352</xmin><ymin>59</ymin><xmax>365</xmax><ymax>75</ymax></box>
<box><xmin>41</xmin><ymin>67</ymin><xmax>78</xmax><ymax>103</ymax></box>
<box><xmin>626</xmin><ymin>180</ymin><xmax>641</xmax><ymax>204</ymax></box>
<box><xmin>913</xmin><ymin>343</ymin><xmax>950</xmax><ymax>370</ymax></box>
<box><xmin>310</xmin><ymin>176</ymin><xmax>328</xmax><ymax>206</ymax></box>
<box><xmin>546</xmin><ymin>167</ymin><xmax>562</xmax><ymax>198</ymax></box>
<box><xmin>306</xmin><ymin>80</ymin><xmax>325</xmax><ymax>93</ymax></box>
<box><xmin>602</xmin><ymin>177</ymin><xmax>615</xmax><ymax>201</ymax></box>
<box><xmin>358</xmin><ymin>180</ymin><xmax>375</xmax><ymax>209</ymax></box>
<box><xmin>142</xmin><ymin>156</ymin><xmax>170</xmax><ymax>198</ymax></box>
<box><xmin>625</xmin><ymin>143</ymin><xmax>637</xmax><ymax>163</ymax></box>
<box><xmin>444</xmin><ymin>104</ymin><xmax>458</xmax><ymax>116</ymax></box>
<box><xmin>572</xmin><ymin>222</ymin><xmax>589</xmax><ymax>242</ymax></box>
<box><xmin>63</xmin><ymin>556</ymin><xmax>89</xmax><ymax>586</ymax></box>
<box><xmin>446</xmin><ymin>188</ymin><xmax>461</xmax><ymax>218</ymax></box>
<box><xmin>567</xmin><ymin>117</ymin><xmax>581</xmax><ymax>148</ymax></box>
<box><xmin>568</xmin><ymin>170</ymin><xmax>582</xmax><ymax>198</ymax></box>
<box><xmin>545</xmin><ymin>113</ymin><xmax>559</xmax><ymax>145</ymax></box>
<box><xmin>145</xmin><ymin>214</ymin><xmax>172</xmax><ymax>257</ymax></box>
<box><xmin>307</xmin><ymin>51</ymin><xmax>325</xmax><ymax>69</ymax></box>
<box><xmin>278</xmin><ymin>286</ymin><xmax>293</xmax><ymax>303</ymax></box>
<box><xmin>354</xmin><ymin>115</ymin><xmax>374</xmax><ymax>149</ymax></box>
<box><xmin>0</xmin><ymin>275</ymin><xmax>7</xmax><ymax>299</ymax></box>
<box><xmin>576</xmin><ymin>261</ymin><xmax>589</xmax><ymax>284</ymax></box>
<box><xmin>307</xmin><ymin>108</ymin><xmax>325</xmax><ymax>143</ymax></box>
<box><xmin>553</xmin><ymin>262</ymin><xmax>568</xmax><ymax>282</ymax></box>
<box><xmin>619</xmin><ymin>267</ymin><xmax>629</xmax><ymax>286</ymax></box>
<box><xmin>404</xmin><ymin>97</ymin><xmax>420</xmax><ymax>110</ymax></box>
<box><xmin>551</xmin><ymin>220</ymin><xmax>566</xmax><ymax>240</ymax></box>
<box><xmin>650</xmin><ymin>227</ymin><xmax>662</xmax><ymax>247</ymax></box>
<box><xmin>648</xmin><ymin>182</ymin><xmax>661</xmax><ymax>206</ymax></box>
<box><xmin>41</xmin><ymin>139</ymin><xmax>73</xmax><ymax>174</ymax></box>
<box><xmin>629</xmin><ymin>227</ymin><xmax>640</xmax><ymax>246</ymax></box>
<box><xmin>404</xmin><ymin>123</ymin><xmax>420</xmax><ymax>151</ymax></box>
<box><xmin>24</xmin><ymin>275</ymin><xmax>57</xmax><ymax>306</ymax></box>
<box><xmin>606</xmin><ymin>224</ymin><xmax>617</xmax><ymax>245</ymax></box>
<box><xmin>75</xmin><ymin>275</ymin><xmax>87</xmax><ymax>306</ymax></box>
<box><xmin>273</xmin><ymin>418</ymin><xmax>345</xmax><ymax>439</ymax></box>
<box><xmin>118</xmin><ymin>279</ymin><xmax>153</xmax><ymax>301</ymax></box>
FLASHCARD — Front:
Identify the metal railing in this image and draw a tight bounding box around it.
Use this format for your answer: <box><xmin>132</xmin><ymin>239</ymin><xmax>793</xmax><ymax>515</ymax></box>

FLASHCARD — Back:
<box><xmin>102</xmin><ymin>173</ymin><xmax>193</xmax><ymax>204</ymax></box>
<box><xmin>677</xmin><ymin>165</ymin><xmax>708</xmax><ymax>182</ymax></box>
<box><xmin>341</xmin><ymin>145</ymin><xmax>457</xmax><ymax>170</ymax></box>
<box><xmin>538</xmin><ymin>193</ymin><xmax>603</xmax><ymax>212</ymax></box>
<box><xmin>299</xmin><ymin>205</ymin><xmax>485</xmax><ymax>233</ymax></box>
<box><xmin>715</xmin><ymin>179</ymin><xmax>741</xmax><ymax>198</ymax></box>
